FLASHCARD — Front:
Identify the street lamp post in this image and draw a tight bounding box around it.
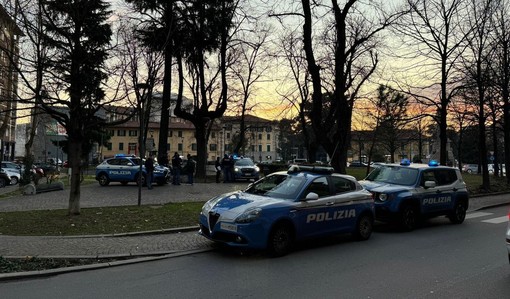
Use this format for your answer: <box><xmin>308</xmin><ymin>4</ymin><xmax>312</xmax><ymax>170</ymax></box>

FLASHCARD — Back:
<box><xmin>136</xmin><ymin>83</ymin><xmax>149</xmax><ymax>207</ymax></box>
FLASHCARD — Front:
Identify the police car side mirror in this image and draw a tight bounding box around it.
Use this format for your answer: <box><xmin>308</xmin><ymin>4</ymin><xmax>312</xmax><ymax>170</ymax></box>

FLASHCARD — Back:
<box><xmin>424</xmin><ymin>181</ymin><xmax>436</xmax><ymax>189</ymax></box>
<box><xmin>127</xmin><ymin>163</ymin><xmax>133</xmax><ymax>166</ymax></box>
<box><xmin>304</xmin><ymin>192</ymin><xmax>319</xmax><ymax>201</ymax></box>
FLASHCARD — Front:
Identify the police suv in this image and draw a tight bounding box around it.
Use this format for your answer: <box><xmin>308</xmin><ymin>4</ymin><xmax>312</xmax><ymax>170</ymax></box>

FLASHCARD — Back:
<box><xmin>199</xmin><ymin>165</ymin><xmax>375</xmax><ymax>256</ymax></box>
<box><xmin>95</xmin><ymin>154</ymin><xmax>170</xmax><ymax>186</ymax></box>
<box><xmin>359</xmin><ymin>160</ymin><xmax>469</xmax><ymax>231</ymax></box>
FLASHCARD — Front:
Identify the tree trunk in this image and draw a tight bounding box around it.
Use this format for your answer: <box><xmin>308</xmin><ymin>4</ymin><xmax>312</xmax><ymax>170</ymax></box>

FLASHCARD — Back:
<box><xmin>67</xmin><ymin>138</ymin><xmax>82</xmax><ymax>215</ymax></box>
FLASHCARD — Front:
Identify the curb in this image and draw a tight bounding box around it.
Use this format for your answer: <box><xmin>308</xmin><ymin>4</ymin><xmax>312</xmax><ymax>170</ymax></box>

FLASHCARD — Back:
<box><xmin>0</xmin><ymin>248</ymin><xmax>213</xmax><ymax>281</ymax></box>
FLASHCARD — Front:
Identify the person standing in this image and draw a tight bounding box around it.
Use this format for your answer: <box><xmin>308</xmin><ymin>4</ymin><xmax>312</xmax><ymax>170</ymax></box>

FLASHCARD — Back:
<box><xmin>221</xmin><ymin>154</ymin><xmax>232</xmax><ymax>182</ymax></box>
<box><xmin>184</xmin><ymin>154</ymin><xmax>196</xmax><ymax>185</ymax></box>
<box><xmin>215</xmin><ymin>157</ymin><xmax>222</xmax><ymax>183</ymax></box>
<box><xmin>144</xmin><ymin>155</ymin><xmax>155</xmax><ymax>189</ymax></box>
<box><xmin>171</xmin><ymin>152</ymin><xmax>182</xmax><ymax>185</ymax></box>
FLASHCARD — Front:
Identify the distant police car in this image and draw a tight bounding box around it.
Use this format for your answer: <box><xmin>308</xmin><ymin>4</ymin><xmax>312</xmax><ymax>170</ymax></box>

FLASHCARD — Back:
<box><xmin>359</xmin><ymin>160</ymin><xmax>469</xmax><ymax>231</ymax></box>
<box><xmin>95</xmin><ymin>154</ymin><xmax>170</xmax><ymax>186</ymax></box>
<box><xmin>199</xmin><ymin>165</ymin><xmax>374</xmax><ymax>256</ymax></box>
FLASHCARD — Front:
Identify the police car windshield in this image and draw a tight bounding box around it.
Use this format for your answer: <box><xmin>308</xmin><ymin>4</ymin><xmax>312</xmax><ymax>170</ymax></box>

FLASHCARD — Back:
<box><xmin>235</xmin><ymin>159</ymin><xmax>254</xmax><ymax>166</ymax></box>
<box><xmin>245</xmin><ymin>174</ymin><xmax>306</xmax><ymax>200</ymax></box>
<box><xmin>365</xmin><ymin>165</ymin><xmax>419</xmax><ymax>186</ymax></box>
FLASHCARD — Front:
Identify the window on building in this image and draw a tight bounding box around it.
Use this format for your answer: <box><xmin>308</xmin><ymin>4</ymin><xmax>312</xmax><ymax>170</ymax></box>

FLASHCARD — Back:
<box><xmin>266</xmin><ymin>144</ymin><xmax>271</xmax><ymax>152</ymax></box>
<box><xmin>107</xmin><ymin>143</ymin><xmax>112</xmax><ymax>151</ymax></box>
<box><xmin>258</xmin><ymin>144</ymin><xmax>262</xmax><ymax>152</ymax></box>
<box><xmin>167</xmin><ymin>143</ymin><xmax>170</xmax><ymax>151</ymax></box>
<box><xmin>266</xmin><ymin>126</ymin><xmax>272</xmax><ymax>132</ymax></box>
<box><xmin>192</xmin><ymin>143</ymin><xmax>197</xmax><ymax>151</ymax></box>
<box><xmin>178</xmin><ymin>131</ymin><xmax>183</xmax><ymax>137</ymax></box>
<box><xmin>178</xmin><ymin>143</ymin><xmax>183</xmax><ymax>151</ymax></box>
<box><xmin>211</xmin><ymin>132</ymin><xmax>216</xmax><ymax>138</ymax></box>
<box><xmin>258</xmin><ymin>133</ymin><xmax>262</xmax><ymax>140</ymax></box>
<box><xmin>251</xmin><ymin>145</ymin><xmax>255</xmax><ymax>152</ymax></box>
<box><xmin>108</xmin><ymin>129</ymin><xmax>114</xmax><ymax>137</ymax></box>
<box><xmin>227</xmin><ymin>132</ymin><xmax>231</xmax><ymax>139</ymax></box>
<box><xmin>129</xmin><ymin>130</ymin><xmax>138</xmax><ymax>137</ymax></box>
<box><xmin>128</xmin><ymin>143</ymin><xmax>137</xmax><ymax>154</ymax></box>
<box><xmin>117</xmin><ymin>130</ymin><xmax>126</xmax><ymax>136</ymax></box>
<box><xmin>210</xmin><ymin>144</ymin><xmax>217</xmax><ymax>151</ymax></box>
<box><xmin>119</xmin><ymin>143</ymin><xmax>124</xmax><ymax>151</ymax></box>
<box><xmin>169</xmin><ymin>131</ymin><xmax>173</xmax><ymax>137</ymax></box>
<box><xmin>267</xmin><ymin>134</ymin><xmax>270</xmax><ymax>140</ymax></box>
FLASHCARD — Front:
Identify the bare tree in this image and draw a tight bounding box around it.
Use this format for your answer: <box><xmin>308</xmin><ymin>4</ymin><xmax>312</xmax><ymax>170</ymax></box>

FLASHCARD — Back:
<box><xmin>230</xmin><ymin>22</ymin><xmax>271</xmax><ymax>155</ymax></box>
<box><xmin>460</xmin><ymin>0</ymin><xmax>497</xmax><ymax>190</ymax></box>
<box><xmin>298</xmin><ymin>0</ymin><xmax>403</xmax><ymax>173</ymax></box>
<box><xmin>396</xmin><ymin>0</ymin><xmax>472</xmax><ymax>165</ymax></box>
<box><xmin>491</xmin><ymin>0</ymin><xmax>510</xmax><ymax>184</ymax></box>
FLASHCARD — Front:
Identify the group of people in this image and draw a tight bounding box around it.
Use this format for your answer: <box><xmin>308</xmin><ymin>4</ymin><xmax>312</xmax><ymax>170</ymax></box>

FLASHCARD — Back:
<box><xmin>171</xmin><ymin>152</ymin><xmax>196</xmax><ymax>185</ymax></box>
<box><xmin>143</xmin><ymin>152</ymin><xmax>196</xmax><ymax>189</ymax></box>
<box><xmin>215</xmin><ymin>154</ymin><xmax>235</xmax><ymax>183</ymax></box>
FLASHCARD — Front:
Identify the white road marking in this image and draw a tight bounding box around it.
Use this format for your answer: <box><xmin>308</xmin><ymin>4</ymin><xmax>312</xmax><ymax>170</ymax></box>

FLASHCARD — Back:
<box><xmin>482</xmin><ymin>216</ymin><xmax>508</xmax><ymax>224</ymax></box>
<box><xmin>465</xmin><ymin>212</ymin><xmax>493</xmax><ymax>219</ymax></box>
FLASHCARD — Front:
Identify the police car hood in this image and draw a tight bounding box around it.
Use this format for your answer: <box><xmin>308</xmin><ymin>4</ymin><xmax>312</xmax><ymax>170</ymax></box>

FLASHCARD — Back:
<box><xmin>205</xmin><ymin>191</ymin><xmax>287</xmax><ymax>220</ymax></box>
<box><xmin>359</xmin><ymin>180</ymin><xmax>413</xmax><ymax>193</ymax></box>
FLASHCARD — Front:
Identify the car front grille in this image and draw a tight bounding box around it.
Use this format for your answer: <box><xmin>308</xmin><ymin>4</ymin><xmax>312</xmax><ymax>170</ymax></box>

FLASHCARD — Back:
<box><xmin>241</xmin><ymin>168</ymin><xmax>254</xmax><ymax>173</ymax></box>
<box><xmin>208</xmin><ymin>211</ymin><xmax>220</xmax><ymax>230</ymax></box>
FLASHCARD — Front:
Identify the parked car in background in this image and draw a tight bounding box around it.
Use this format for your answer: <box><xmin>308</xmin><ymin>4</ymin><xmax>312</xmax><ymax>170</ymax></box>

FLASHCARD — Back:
<box><xmin>348</xmin><ymin>161</ymin><xmax>368</xmax><ymax>168</ymax></box>
<box><xmin>488</xmin><ymin>164</ymin><xmax>506</xmax><ymax>175</ymax></box>
<box><xmin>1</xmin><ymin>168</ymin><xmax>20</xmax><ymax>185</ymax></box>
<box><xmin>233</xmin><ymin>157</ymin><xmax>260</xmax><ymax>181</ymax></box>
<box><xmin>462</xmin><ymin>164</ymin><xmax>478</xmax><ymax>174</ymax></box>
<box><xmin>1</xmin><ymin>161</ymin><xmax>24</xmax><ymax>173</ymax></box>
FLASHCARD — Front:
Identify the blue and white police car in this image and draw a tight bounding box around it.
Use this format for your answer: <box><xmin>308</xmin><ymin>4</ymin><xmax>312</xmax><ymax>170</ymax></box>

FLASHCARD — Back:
<box><xmin>95</xmin><ymin>154</ymin><xmax>170</xmax><ymax>186</ymax></box>
<box><xmin>359</xmin><ymin>160</ymin><xmax>469</xmax><ymax>231</ymax></box>
<box><xmin>199</xmin><ymin>165</ymin><xmax>374</xmax><ymax>256</ymax></box>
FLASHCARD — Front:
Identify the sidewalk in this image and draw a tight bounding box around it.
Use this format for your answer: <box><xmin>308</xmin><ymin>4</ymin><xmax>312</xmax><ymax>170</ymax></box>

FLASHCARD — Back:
<box><xmin>0</xmin><ymin>182</ymin><xmax>509</xmax><ymax>280</ymax></box>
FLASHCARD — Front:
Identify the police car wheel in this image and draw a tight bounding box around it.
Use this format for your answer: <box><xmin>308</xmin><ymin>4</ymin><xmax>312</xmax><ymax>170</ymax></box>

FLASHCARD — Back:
<box><xmin>448</xmin><ymin>201</ymin><xmax>466</xmax><ymax>224</ymax></box>
<box><xmin>400</xmin><ymin>205</ymin><xmax>418</xmax><ymax>231</ymax></box>
<box><xmin>0</xmin><ymin>177</ymin><xmax>6</xmax><ymax>188</ymax></box>
<box><xmin>268</xmin><ymin>224</ymin><xmax>293</xmax><ymax>257</ymax></box>
<box><xmin>353</xmin><ymin>214</ymin><xmax>373</xmax><ymax>241</ymax></box>
<box><xmin>10</xmin><ymin>176</ymin><xmax>18</xmax><ymax>185</ymax></box>
<box><xmin>98</xmin><ymin>174</ymin><xmax>110</xmax><ymax>186</ymax></box>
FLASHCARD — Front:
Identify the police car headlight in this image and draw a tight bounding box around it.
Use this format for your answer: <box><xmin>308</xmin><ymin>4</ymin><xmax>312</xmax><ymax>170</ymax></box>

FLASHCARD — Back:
<box><xmin>378</xmin><ymin>193</ymin><xmax>388</xmax><ymax>201</ymax></box>
<box><xmin>254</xmin><ymin>166</ymin><xmax>260</xmax><ymax>172</ymax></box>
<box><xmin>235</xmin><ymin>208</ymin><xmax>262</xmax><ymax>223</ymax></box>
<box><xmin>154</xmin><ymin>169</ymin><xmax>164</xmax><ymax>173</ymax></box>
<box><xmin>234</xmin><ymin>167</ymin><xmax>240</xmax><ymax>172</ymax></box>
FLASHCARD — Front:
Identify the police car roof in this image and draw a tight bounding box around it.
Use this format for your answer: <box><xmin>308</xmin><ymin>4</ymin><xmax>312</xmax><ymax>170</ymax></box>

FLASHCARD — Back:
<box><xmin>287</xmin><ymin>164</ymin><xmax>335</xmax><ymax>175</ymax></box>
<box><xmin>383</xmin><ymin>160</ymin><xmax>453</xmax><ymax>169</ymax></box>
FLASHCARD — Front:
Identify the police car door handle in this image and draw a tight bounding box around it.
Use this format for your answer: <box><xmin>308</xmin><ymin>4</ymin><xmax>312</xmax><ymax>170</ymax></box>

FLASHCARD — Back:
<box><xmin>326</xmin><ymin>201</ymin><xmax>335</xmax><ymax>206</ymax></box>
<box><xmin>436</xmin><ymin>190</ymin><xmax>441</xmax><ymax>194</ymax></box>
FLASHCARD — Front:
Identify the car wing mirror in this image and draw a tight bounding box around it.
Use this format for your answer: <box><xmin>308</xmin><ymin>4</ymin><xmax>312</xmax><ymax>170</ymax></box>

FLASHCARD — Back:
<box><xmin>304</xmin><ymin>192</ymin><xmax>319</xmax><ymax>201</ymax></box>
<box><xmin>127</xmin><ymin>163</ymin><xmax>133</xmax><ymax>166</ymax></box>
<box><xmin>424</xmin><ymin>181</ymin><xmax>436</xmax><ymax>189</ymax></box>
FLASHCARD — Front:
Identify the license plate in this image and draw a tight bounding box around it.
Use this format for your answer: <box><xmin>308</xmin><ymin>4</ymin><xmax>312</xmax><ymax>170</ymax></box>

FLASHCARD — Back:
<box><xmin>220</xmin><ymin>222</ymin><xmax>237</xmax><ymax>232</ymax></box>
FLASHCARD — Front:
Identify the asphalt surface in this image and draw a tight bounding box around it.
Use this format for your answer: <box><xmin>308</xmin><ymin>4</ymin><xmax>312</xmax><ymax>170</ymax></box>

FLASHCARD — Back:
<box><xmin>0</xmin><ymin>180</ymin><xmax>509</xmax><ymax>280</ymax></box>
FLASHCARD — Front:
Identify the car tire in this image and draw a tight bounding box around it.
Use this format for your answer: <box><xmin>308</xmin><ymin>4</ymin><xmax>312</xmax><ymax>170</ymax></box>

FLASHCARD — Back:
<box><xmin>448</xmin><ymin>201</ymin><xmax>467</xmax><ymax>224</ymax></box>
<box><xmin>353</xmin><ymin>214</ymin><xmax>373</xmax><ymax>241</ymax></box>
<box><xmin>0</xmin><ymin>177</ymin><xmax>6</xmax><ymax>188</ymax></box>
<box><xmin>98</xmin><ymin>173</ymin><xmax>110</xmax><ymax>186</ymax></box>
<box><xmin>10</xmin><ymin>176</ymin><xmax>18</xmax><ymax>185</ymax></box>
<box><xmin>400</xmin><ymin>204</ymin><xmax>418</xmax><ymax>231</ymax></box>
<box><xmin>467</xmin><ymin>169</ymin><xmax>473</xmax><ymax>174</ymax></box>
<box><xmin>267</xmin><ymin>224</ymin><xmax>294</xmax><ymax>257</ymax></box>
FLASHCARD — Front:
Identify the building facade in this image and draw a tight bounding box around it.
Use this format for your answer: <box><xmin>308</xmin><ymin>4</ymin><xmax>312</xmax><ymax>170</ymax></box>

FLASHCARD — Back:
<box><xmin>0</xmin><ymin>5</ymin><xmax>22</xmax><ymax>161</ymax></box>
